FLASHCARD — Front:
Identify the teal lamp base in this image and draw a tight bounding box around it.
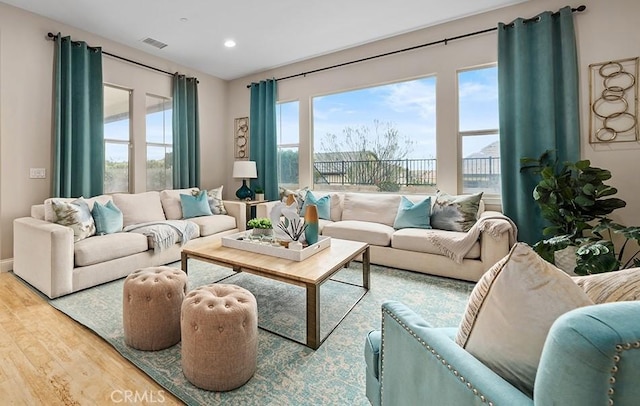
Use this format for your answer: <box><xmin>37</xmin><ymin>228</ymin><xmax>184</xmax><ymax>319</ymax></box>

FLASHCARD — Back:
<box><xmin>235</xmin><ymin>179</ymin><xmax>254</xmax><ymax>200</ymax></box>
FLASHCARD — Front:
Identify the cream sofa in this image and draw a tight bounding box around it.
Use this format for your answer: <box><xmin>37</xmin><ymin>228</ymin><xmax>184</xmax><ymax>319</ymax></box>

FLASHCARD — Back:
<box><xmin>257</xmin><ymin>192</ymin><xmax>515</xmax><ymax>282</ymax></box>
<box><xmin>13</xmin><ymin>189</ymin><xmax>246</xmax><ymax>299</ymax></box>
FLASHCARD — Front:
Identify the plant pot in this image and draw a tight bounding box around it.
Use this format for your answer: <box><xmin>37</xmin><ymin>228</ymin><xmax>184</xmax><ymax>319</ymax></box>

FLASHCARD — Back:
<box><xmin>255</xmin><ymin>193</ymin><xmax>265</xmax><ymax>201</ymax></box>
<box><xmin>554</xmin><ymin>246</ymin><xmax>578</xmax><ymax>275</ymax></box>
<box><xmin>252</xmin><ymin>228</ymin><xmax>273</xmax><ymax>237</ymax></box>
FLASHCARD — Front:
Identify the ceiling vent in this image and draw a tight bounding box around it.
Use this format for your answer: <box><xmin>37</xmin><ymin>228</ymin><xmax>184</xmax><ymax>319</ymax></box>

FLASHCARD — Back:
<box><xmin>141</xmin><ymin>37</ymin><xmax>168</xmax><ymax>49</ymax></box>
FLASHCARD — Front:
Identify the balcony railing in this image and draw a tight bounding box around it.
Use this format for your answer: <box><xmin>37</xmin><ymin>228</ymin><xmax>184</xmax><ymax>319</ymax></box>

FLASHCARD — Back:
<box><xmin>312</xmin><ymin>157</ymin><xmax>500</xmax><ymax>189</ymax></box>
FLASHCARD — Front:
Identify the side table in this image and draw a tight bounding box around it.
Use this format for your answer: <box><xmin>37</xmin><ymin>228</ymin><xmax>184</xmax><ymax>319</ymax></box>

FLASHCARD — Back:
<box><xmin>243</xmin><ymin>199</ymin><xmax>269</xmax><ymax>223</ymax></box>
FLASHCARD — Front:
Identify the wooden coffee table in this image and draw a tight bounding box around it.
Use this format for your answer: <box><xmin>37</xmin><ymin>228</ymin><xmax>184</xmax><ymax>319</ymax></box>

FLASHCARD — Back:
<box><xmin>181</xmin><ymin>238</ymin><xmax>370</xmax><ymax>349</ymax></box>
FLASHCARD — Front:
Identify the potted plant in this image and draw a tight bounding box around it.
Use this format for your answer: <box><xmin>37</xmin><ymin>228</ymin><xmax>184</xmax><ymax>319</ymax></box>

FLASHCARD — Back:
<box><xmin>520</xmin><ymin>150</ymin><xmax>635</xmax><ymax>274</ymax></box>
<box><xmin>247</xmin><ymin>217</ymin><xmax>273</xmax><ymax>236</ymax></box>
<box><xmin>254</xmin><ymin>186</ymin><xmax>265</xmax><ymax>201</ymax></box>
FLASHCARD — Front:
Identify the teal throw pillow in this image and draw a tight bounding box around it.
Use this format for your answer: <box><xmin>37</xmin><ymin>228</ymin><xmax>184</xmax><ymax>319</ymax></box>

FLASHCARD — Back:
<box><xmin>393</xmin><ymin>196</ymin><xmax>432</xmax><ymax>230</ymax></box>
<box><xmin>180</xmin><ymin>191</ymin><xmax>213</xmax><ymax>218</ymax></box>
<box><xmin>430</xmin><ymin>191</ymin><xmax>483</xmax><ymax>232</ymax></box>
<box><xmin>91</xmin><ymin>200</ymin><xmax>123</xmax><ymax>235</ymax></box>
<box><xmin>301</xmin><ymin>193</ymin><xmax>331</xmax><ymax>220</ymax></box>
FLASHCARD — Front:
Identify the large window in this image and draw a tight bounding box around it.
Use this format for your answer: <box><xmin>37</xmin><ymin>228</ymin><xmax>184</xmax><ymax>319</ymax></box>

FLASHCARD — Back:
<box><xmin>458</xmin><ymin>65</ymin><xmax>501</xmax><ymax>195</ymax></box>
<box><xmin>276</xmin><ymin>101</ymin><xmax>300</xmax><ymax>188</ymax></box>
<box><xmin>312</xmin><ymin>77</ymin><xmax>437</xmax><ymax>193</ymax></box>
<box><xmin>146</xmin><ymin>95</ymin><xmax>173</xmax><ymax>191</ymax></box>
<box><xmin>103</xmin><ymin>85</ymin><xmax>131</xmax><ymax>193</ymax></box>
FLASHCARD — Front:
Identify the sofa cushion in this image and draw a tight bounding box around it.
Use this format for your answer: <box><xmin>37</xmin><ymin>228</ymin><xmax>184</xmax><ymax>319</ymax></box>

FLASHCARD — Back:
<box><xmin>74</xmin><ymin>232</ymin><xmax>149</xmax><ymax>267</ymax></box>
<box><xmin>301</xmin><ymin>192</ymin><xmax>331</xmax><ymax>220</ymax></box>
<box><xmin>391</xmin><ymin>228</ymin><xmax>480</xmax><ymax>259</ymax></box>
<box><xmin>113</xmin><ymin>191</ymin><xmax>166</xmax><ymax>227</ymax></box>
<box><xmin>455</xmin><ymin>242</ymin><xmax>593</xmax><ymax>397</ymax></box>
<box><xmin>431</xmin><ymin>191</ymin><xmax>483</xmax><ymax>232</ymax></box>
<box><xmin>180</xmin><ymin>191</ymin><xmax>213</xmax><ymax>218</ymax></box>
<box><xmin>393</xmin><ymin>196</ymin><xmax>432</xmax><ymax>230</ymax></box>
<box><xmin>206</xmin><ymin>186</ymin><xmax>227</xmax><ymax>215</ymax></box>
<box><xmin>188</xmin><ymin>215</ymin><xmax>237</xmax><ymax>237</ymax></box>
<box><xmin>322</xmin><ymin>220</ymin><xmax>394</xmax><ymax>246</ymax></box>
<box><xmin>573</xmin><ymin>267</ymin><xmax>640</xmax><ymax>303</ymax></box>
<box><xmin>160</xmin><ymin>188</ymin><xmax>200</xmax><ymax>220</ymax></box>
<box><xmin>44</xmin><ymin>194</ymin><xmax>113</xmax><ymax>222</ymax></box>
<box><xmin>341</xmin><ymin>193</ymin><xmax>401</xmax><ymax>227</ymax></box>
<box><xmin>50</xmin><ymin>198</ymin><xmax>96</xmax><ymax>242</ymax></box>
<box><xmin>91</xmin><ymin>200</ymin><xmax>123</xmax><ymax>235</ymax></box>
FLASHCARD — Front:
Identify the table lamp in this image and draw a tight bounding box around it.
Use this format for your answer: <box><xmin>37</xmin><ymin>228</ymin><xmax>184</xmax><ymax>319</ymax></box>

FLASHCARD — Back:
<box><xmin>233</xmin><ymin>160</ymin><xmax>257</xmax><ymax>200</ymax></box>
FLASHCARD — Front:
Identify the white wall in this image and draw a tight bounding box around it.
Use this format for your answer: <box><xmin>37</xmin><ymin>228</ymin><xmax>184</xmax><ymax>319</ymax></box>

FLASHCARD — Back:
<box><xmin>226</xmin><ymin>0</ymin><xmax>640</xmax><ymax>234</ymax></box>
<box><xmin>0</xmin><ymin>2</ymin><xmax>228</xmax><ymax>266</ymax></box>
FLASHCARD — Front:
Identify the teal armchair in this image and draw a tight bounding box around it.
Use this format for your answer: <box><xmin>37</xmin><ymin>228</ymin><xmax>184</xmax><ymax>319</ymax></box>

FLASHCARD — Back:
<box><xmin>365</xmin><ymin>300</ymin><xmax>640</xmax><ymax>405</ymax></box>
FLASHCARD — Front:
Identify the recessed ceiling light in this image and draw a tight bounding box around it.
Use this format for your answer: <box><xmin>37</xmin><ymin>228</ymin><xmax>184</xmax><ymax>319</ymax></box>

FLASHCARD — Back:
<box><xmin>224</xmin><ymin>39</ymin><xmax>236</xmax><ymax>48</ymax></box>
<box><xmin>180</xmin><ymin>17</ymin><xmax>188</xmax><ymax>22</ymax></box>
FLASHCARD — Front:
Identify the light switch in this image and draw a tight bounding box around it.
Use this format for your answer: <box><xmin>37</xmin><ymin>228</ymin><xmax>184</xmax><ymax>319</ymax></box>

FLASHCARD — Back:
<box><xmin>30</xmin><ymin>168</ymin><xmax>46</xmax><ymax>179</ymax></box>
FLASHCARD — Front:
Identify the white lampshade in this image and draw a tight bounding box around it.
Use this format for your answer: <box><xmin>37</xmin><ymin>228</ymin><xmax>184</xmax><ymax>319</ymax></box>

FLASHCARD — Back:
<box><xmin>232</xmin><ymin>160</ymin><xmax>257</xmax><ymax>179</ymax></box>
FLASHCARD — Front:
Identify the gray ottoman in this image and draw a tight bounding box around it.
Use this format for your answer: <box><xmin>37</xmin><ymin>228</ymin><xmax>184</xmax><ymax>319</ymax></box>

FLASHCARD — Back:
<box><xmin>181</xmin><ymin>284</ymin><xmax>258</xmax><ymax>391</ymax></box>
<box><xmin>123</xmin><ymin>266</ymin><xmax>187</xmax><ymax>351</ymax></box>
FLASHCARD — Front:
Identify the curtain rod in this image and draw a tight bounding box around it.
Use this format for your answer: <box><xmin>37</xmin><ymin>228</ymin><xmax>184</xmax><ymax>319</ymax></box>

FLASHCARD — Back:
<box><xmin>246</xmin><ymin>5</ymin><xmax>586</xmax><ymax>88</ymax></box>
<box><xmin>46</xmin><ymin>32</ymin><xmax>199</xmax><ymax>82</ymax></box>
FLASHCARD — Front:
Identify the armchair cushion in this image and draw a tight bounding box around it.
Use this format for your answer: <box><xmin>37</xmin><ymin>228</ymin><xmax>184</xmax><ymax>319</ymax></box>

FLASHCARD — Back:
<box><xmin>455</xmin><ymin>242</ymin><xmax>593</xmax><ymax>396</ymax></box>
<box><xmin>573</xmin><ymin>267</ymin><xmax>640</xmax><ymax>303</ymax></box>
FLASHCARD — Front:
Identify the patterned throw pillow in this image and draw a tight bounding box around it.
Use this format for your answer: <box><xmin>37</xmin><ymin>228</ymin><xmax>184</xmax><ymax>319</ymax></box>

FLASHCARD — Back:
<box><xmin>50</xmin><ymin>198</ymin><xmax>96</xmax><ymax>242</ymax></box>
<box><xmin>430</xmin><ymin>191</ymin><xmax>483</xmax><ymax>232</ymax></box>
<box><xmin>393</xmin><ymin>196</ymin><xmax>432</xmax><ymax>230</ymax></box>
<box><xmin>455</xmin><ymin>243</ymin><xmax>593</xmax><ymax>397</ymax></box>
<box><xmin>573</xmin><ymin>267</ymin><xmax>640</xmax><ymax>303</ymax></box>
<box><xmin>180</xmin><ymin>191</ymin><xmax>213</xmax><ymax>218</ymax></box>
<box><xmin>279</xmin><ymin>186</ymin><xmax>308</xmax><ymax>214</ymax></box>
<box><xmin>204</xmin><ymin>186</ymin><xmax>227</xmax><ymax>215</ymax></box>
<box><xmin>91</xmin><ymin>200</ymin><xmax>123</xmax><ymax>235</ymax></box>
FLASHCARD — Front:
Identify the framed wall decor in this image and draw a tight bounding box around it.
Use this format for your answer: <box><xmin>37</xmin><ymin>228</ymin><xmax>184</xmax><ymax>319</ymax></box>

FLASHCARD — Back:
<box><xmin>234</xmin><ymin>117</ymin><xmax>250</xmax><ymax>159</ymax></box>
<box><xmin>588</xmin><ymin>57</ymin><xmax>639</xmax><ymax>143</ymax></box>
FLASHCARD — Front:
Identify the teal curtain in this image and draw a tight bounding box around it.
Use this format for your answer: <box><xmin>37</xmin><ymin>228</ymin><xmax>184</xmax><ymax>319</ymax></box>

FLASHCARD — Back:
<box><xmin>172</xmin><ymin>74</ymin><xmax>200</xmax><ymax>188</ymax></box>
<box><xmin>53</xmin><ymin>35</ymin><xmax>104</xmax><ymax>198</ymax></box>
<box><xmin>498</xmin><ymin>6</ymin><xmax>580</xmax><ymax>244</ymax></box>
<box><xmin>249</xmin><ymin>79</ymin><xmax>278</xmax><ymax>201</ymax></box>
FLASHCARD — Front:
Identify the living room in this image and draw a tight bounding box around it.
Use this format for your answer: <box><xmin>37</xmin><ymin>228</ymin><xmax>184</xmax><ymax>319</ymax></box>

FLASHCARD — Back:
<box><xmin>0</xmin><ymin>0</ymin><xmax>638</xmax><ymax>404</ymax></box>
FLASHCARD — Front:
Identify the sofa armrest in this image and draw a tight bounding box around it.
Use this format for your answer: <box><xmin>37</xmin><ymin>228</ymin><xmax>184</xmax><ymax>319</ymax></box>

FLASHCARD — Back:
<box><xmin>222</xmin><ymin>200</ymin><xmax>246</xmax><ymax>231</ymax></box>
<box><xmin>380</xmin><ymin>300</ymin><xmax>531</xmax><ymax>406</ymax></box>
<box><xmin>478</xmin><ymin>210</ymin><xmax>513</xmax><ymax>270</ymax></box>
<box><xmin>13</xmin><ymin>217</ymin><xmax>75</xmax><ymax>299</ymax></box>
<box><xmin>255</xmin><ymin>200</ymin><xmax>281</xmax><ymax>219</ymax></box>
<box><xmin>534</xmin><ymin>302</ymin><xmax>640</xmax><ymax>406</ymax></box>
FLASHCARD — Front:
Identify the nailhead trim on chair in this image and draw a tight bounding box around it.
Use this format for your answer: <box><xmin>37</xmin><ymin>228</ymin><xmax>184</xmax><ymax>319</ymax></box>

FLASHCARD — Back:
<box><xmin>608</xmin><ymin>340</ymin><xmax>640</xmax><ymax>405</ymax></box>
<box><xmin>380</xmin><ymin>307</ymin><xmax>494</xmax><ymax>405</ymax></box>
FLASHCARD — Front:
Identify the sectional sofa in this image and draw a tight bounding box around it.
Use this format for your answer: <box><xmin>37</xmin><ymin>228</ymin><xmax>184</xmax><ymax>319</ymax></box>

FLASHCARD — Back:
<box><xmin>257</xmin><ymin>191</ymin><xmax>516</xmax><ymax>282</ymax></box>
<box><xmin>13</xmin><ymin>188</ymin><xmax>245</xmax><ymax>299</ymax></box>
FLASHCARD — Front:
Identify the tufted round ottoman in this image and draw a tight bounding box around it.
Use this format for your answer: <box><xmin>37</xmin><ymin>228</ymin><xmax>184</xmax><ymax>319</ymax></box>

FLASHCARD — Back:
<box><xmin>181</xmin><ymin>284</ymin><xmax>258</xmax><ymax>391</ymax></box>
<box><xmin>123</xmin><ymin>266</ymin><xmax>188</xmax><ymax>351</ymax></box>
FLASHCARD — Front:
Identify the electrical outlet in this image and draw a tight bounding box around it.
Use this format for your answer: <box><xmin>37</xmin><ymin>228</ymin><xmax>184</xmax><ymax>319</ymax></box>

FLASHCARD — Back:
<box><xmin>30</xmin><ymin>168</ymin><xmax>46</xmax><ymax>179</ymax></box>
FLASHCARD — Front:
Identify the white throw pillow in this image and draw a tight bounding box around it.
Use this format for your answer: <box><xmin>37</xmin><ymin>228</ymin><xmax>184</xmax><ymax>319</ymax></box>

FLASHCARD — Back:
<box><xmin>112</xmin><ymin>191</ymin><xmax>166</xmax><ymax>227</ymax></box>
<box><xmin>573</xmin><ymin>267</ymin><xmax>640</xmax><ymax>303</ymax></box>
<box><xmin>455</xmin><ymin>242</ymin><xmax>593</xmax><ymax>396</ymax></box>
<box><xmin>160</xmin><ymin>188</ymin><xmax>200</xmax><ymax>220</ymax></box>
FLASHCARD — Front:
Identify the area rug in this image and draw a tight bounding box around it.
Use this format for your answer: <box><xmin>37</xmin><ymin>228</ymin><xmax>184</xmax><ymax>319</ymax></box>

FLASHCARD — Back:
<box><xmin>48</xmin><ymin>260</ymin><xmax>474</xmax><ymax>405</ymax></box>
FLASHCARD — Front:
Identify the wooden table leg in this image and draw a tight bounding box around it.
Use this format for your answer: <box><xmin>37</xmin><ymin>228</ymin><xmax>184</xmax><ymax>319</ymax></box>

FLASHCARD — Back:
<box><xmin>362</xmin><ymin>246</ymin><xmax>370</xmax><ymax>290</ymax></box>
<box><xmin>306</xmin><ymin>283</ymin><xmax>321</xmax><ymax>349</ymax></box>
<box><xmin>181</xmin><ymin>252</ymin><xmax>188</xmax><ymax>275</ymax></box>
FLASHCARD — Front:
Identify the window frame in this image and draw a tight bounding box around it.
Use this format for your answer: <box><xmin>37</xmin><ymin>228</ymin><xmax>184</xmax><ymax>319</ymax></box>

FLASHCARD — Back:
<box><xmin>276</xmin><ymin>99</ymin><xmax>300</xmax><ymax>189</ymax></box>
<box><xmin>103</xmin><ymin>83</ymin><xmax>133</xmax><ymax>194</ymax></box>
<box><xmin>145</xmin><ymin>93</ymin><xmax>173</xmax><ymax>191</ymax></box>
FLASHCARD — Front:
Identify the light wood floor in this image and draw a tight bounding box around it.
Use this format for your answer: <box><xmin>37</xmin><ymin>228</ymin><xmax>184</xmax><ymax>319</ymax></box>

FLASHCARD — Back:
<box><xmin>0</xmin><ymin>272</ymin><xmax>184</xmax><ymax>405</ymax></box>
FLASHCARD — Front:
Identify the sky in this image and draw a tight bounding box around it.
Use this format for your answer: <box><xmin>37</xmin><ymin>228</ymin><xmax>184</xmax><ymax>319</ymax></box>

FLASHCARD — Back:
<box><xmin>278</xmin><ymin>65</ymin><xmax>499</xmax><ymax>159</ymax></box>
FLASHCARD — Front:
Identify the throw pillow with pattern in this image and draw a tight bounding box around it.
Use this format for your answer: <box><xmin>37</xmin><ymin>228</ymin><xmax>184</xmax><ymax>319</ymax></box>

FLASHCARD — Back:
<box><xmin>201</xmin><ymin>186</ymin><xmax>227</xmax><ymax>215</ymax></box>
<box><xmin>51</xmin><ymin>197</ymin><xmax>96</xmax><ymax>242</ymax></box>
<box><xmin>279</xmin><ymin>186</ymin><xmax>308</xmax><ymax>214</ymax></box>
<box><xmin>430</xmin><ymin>191</ymin><xmax>483</xmax><ymax>232</ymax></box>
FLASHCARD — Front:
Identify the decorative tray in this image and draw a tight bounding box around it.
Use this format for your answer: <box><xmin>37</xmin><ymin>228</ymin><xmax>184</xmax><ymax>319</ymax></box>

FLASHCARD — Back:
<box><xmin>221</xmin><ymin>231</ymin><xmax>331</xmax><ymax>262</ymax></box>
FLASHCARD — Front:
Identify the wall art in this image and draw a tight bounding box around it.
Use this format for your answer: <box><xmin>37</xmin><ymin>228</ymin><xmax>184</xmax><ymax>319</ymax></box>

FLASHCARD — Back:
<box><xmin>234</xmin><ymin>117</ymin><xmax>249</xmax><ymax>159</ymax></box>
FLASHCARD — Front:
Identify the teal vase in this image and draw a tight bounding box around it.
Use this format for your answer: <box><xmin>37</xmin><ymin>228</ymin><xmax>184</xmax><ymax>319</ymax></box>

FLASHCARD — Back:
<box><xmin>304</xmin><ymin>204</ymin><xmax>319</xmax><ymax>245</ymax></box>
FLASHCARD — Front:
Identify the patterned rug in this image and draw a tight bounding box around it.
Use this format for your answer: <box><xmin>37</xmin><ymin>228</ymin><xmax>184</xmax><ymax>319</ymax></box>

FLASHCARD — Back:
<box><xmin>49</xmin><ymin>260</ymin><xmax>474</xmax><ymax>405</ymax></box>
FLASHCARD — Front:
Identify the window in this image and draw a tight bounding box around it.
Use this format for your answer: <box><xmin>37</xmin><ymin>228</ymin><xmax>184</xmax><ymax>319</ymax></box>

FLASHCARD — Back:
<box><xmin>312</xmin><ymin>77</ymin><xmax>437</xmax><ymax>193</ymax></box>
<box><xmin>276</xmin><ymin>101</ymin><xmax>300</xmax><ymax>188</ymax></box>
<box><xmin>146</xmin><ymin>95</ymin><xmax>173</xmax><ymax>191</ymax></box>
<box><xmin>458</xmin><ymin>65</ymin><xmax>501</xmax><ymax>195</ymax></box>
<box><xmin>103</xmin><ymin>85</ymin><xmax>131</xmax><ymax>193</ymax></box>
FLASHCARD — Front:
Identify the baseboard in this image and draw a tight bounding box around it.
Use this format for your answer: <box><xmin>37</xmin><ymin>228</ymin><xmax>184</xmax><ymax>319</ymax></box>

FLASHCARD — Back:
<box><xmin>0</xmin><ymin>258</ymin><xmax>13</xmax><ymax>273</ymax></box>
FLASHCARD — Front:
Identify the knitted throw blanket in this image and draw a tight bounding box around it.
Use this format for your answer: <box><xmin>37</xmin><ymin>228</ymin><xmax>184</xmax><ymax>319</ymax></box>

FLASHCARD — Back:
<box><xmin>426</xmin><ymin>213</ymin><xmax>518</xmax><ymax>264</ymax></box>
<box><xmin>124</xmin><ymin>220</ymin><xmax>199</xmax><ymax>252</ymax></box>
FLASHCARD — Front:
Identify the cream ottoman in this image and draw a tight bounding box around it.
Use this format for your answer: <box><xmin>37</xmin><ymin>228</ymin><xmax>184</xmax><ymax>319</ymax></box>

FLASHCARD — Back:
<box><xmin>123</xmin><ymin>266</ymin><xmax>188</xmax><ymax>351</ymax></box>
<box><xmin>181</xmin><ymin>284</ymin><xmax>258</xmax><ymax>391</ymax></box>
